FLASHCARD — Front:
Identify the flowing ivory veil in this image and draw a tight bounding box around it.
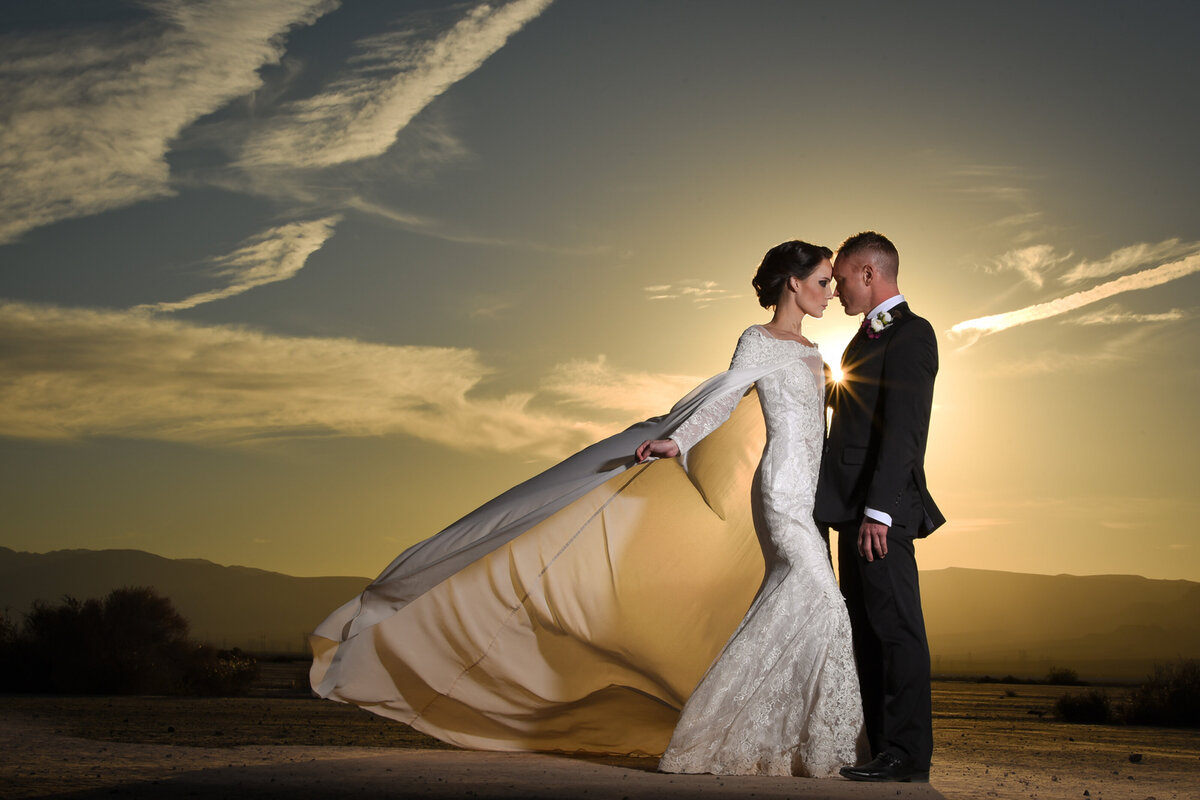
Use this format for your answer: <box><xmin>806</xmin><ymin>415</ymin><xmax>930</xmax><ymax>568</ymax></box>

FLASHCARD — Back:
<box><xmin>310</xmin><ymin>359</ymin><xmax>796</xmax><ymax>755</ymax></box>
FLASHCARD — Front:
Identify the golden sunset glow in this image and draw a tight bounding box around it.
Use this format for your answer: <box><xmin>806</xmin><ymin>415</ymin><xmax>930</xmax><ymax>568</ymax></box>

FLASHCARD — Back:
<box><xmin>0</xmin><ymin>1</ymin><xmax>1197</xmax><ymax>584</ymax></box>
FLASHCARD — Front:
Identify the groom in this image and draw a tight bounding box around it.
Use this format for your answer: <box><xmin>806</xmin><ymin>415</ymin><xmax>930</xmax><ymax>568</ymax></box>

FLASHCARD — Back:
<box><xmin>816</xmin><ymin>231</ymin><xmax>944</xmax><ymax>783</ymax></box>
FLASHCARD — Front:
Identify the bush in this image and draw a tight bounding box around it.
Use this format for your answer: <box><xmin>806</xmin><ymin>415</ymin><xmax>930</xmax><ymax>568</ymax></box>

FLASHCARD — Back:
<box><xmin>0</xmin><ymin>587</ymin><xmax>257</xmax><ymax>696</ymax></box>
<box><xmin>1128</xmin><ymin>659</ymin><xmax>1200</xmax><ymax>728</ymax></box>
<box><xmin>188</xmin><ymin>647</ymin><xmax>260</xmax><ymax>696</ymax></box>
<box><xmin>1055</xmin><ymin>689</ymin><xmax>1112</xmax><ymax>724</ymax></box>
<box><xmin>1047</xmin><ymin>666</ymin><xmax>1086</xmax><ymax>686</ymax></box>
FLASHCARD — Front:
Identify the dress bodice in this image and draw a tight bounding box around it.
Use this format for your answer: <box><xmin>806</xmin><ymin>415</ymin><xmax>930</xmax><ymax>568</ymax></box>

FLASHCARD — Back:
<box><xmin>741</xmin><ymin>325</ymin><xmax>825</xmax><ymax>467</ymax></box>
<box><xmin>670</xmin><ymin>325</ymin><xmax>826</xmax><ymax>504</ymax></box>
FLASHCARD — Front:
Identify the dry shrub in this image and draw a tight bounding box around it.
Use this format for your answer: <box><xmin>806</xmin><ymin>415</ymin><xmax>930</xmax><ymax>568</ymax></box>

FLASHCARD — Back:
<box><xmin>0</xmin><ymin>587</ymin><xmax>257</xmax><ymax>696</ymax></box>
<box><xmin>193</xmin><ymin>647</ymin><xmax>260</xmax><ymax>696</ymax></box>
<box><xmin>1128</xmin><ymin>659</ymin><xmax>1200</xmax><ymax>728</ymax></box>
<box><xmin>1055</xmin><ymin>689</ymin><xmax>1112</xmax><ymax>724</ymax></box>
<box><xmin>1047</xmin><ymin>666</ymin><xmax>1086</xmax><ymax>686</ymax></box>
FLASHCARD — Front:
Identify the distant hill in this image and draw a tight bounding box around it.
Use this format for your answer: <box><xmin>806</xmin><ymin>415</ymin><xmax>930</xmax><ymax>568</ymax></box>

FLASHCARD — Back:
<box><xmin>0</xmin><ymin>547</ymin><xmax>369</xmax><ymax>653</ymax></box>
<box><xmin>921</xmin><ymin>567</ymin><xmax>1200</xmax><ymax>680</ymax></box>
<box><xmin>2</xmin><ymin>548</ymin><xmax>1197</xmax><ymax>679</ymax></box>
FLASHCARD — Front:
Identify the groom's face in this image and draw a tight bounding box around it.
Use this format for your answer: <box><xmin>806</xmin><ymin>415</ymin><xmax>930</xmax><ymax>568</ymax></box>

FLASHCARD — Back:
<box><xmin>832</xmin><ymin>253</ymin><xmax>871</xmax><ymax>316</ymax></box>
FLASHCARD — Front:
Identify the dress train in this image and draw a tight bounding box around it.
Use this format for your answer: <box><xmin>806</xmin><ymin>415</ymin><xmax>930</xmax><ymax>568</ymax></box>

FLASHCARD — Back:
<box><xmin>312</xmin><ymin>374</ymin><xmax>784</xmax><ymax>754</ymax></box>
<box><xmin>311</xmin><ymin>331</ymin><xmax>865</xmax><ymax>772</ymax></box>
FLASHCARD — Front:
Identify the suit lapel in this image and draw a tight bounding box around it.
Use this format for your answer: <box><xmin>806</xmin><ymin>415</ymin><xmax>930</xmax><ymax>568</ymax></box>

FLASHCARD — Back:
<box><xmin>853</xmin><ymin>302</ymin><xmax>911</xmax><ymax>353</ymax></box>
<box><xmin>840</xmin><ymin>302</ymin><xmax>911</xmax><ymax>390</ymax></box>
<box><xmin>842</xmin><ymin>317</ymin><xmax>873</xmax><ymax>366</ymax></box>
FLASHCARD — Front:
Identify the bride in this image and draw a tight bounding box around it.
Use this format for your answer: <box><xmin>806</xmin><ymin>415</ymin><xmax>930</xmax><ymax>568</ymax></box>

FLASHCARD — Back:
<box><xmin>310</xmin><ymin>240</ymin><xmax>867</xmax><ymax>778</ymax></box>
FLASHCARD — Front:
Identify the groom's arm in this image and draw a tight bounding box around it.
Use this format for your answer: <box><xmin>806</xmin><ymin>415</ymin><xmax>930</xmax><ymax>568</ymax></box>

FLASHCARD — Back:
<box><xmin>866</xmin><ymin>318</ymin><xmax>938</xmax><ymax>524</ymax></box>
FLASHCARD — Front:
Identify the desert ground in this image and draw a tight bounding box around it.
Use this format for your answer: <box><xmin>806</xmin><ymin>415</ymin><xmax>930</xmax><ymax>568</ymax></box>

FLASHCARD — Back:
<box><xmin>1</xmin><ymin>667</ymin><xmax>1198</xmax><ymax>800</ymax></box>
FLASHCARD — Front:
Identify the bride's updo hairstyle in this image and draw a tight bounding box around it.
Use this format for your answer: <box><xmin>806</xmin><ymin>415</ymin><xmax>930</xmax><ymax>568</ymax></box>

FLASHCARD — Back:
<box><xmin>752</xmin><ymin>240</ymin><xmax>833</xmax><ymax>309</ymax></box>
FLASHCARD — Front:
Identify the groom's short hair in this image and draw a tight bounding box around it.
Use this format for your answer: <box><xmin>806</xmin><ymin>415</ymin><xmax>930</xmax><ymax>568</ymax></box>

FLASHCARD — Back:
<box><xmin>838</xmin><ymin>231</ymin><xmax>899</xmax><ymax>278</ymax></box>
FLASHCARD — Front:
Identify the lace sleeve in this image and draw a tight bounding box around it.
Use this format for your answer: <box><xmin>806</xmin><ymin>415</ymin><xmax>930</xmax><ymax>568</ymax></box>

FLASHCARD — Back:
<box><xmin>669</xmin><ymin>328</ymin><xmax>760</xmax><ymax>455</ymax></box>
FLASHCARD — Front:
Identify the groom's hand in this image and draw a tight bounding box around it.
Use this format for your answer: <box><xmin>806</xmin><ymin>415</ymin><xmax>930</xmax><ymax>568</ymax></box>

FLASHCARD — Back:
<box><xmin>858</xmin><ymin>520</ymin><xmax>889</xmax><ymax>561</ymax></box>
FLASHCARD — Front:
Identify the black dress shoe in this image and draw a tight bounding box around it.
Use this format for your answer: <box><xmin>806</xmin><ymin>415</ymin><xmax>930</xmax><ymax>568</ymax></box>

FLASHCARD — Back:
<box><xmin>839</xmin><ymin>751</ymin><xmax>929</xmax><ymax>782</ymax></box>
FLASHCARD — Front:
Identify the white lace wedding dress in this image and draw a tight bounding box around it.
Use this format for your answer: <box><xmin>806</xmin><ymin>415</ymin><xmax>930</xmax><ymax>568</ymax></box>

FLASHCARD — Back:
<box><xmin>310</xmin><ymin>325</ymin><xmax>865</xmax><ymax>777</ymax></box>
<box><xmin>658</xmin><ymin>325</ymin><xmax>866</xmax><ymax>776</ymax></box>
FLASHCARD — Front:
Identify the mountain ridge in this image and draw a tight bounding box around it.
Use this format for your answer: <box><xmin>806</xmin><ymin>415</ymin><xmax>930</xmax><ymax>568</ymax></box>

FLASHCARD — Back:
<box><xmin>0</xmin><ymin>546</ymin><xmax>370</xmax><ymax>653</ymax></box>
<box><xmin>2</xmin><ymin>547</ymin><xmax>1197</xmax><ymax>679</ymax></box>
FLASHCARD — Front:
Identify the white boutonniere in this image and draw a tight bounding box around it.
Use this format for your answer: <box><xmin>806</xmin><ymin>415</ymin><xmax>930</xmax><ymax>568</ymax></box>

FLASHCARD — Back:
<box><xmin>866</xmin><ymin>309</ymin><xmax>899</xmax><ymax>339</ymax></box>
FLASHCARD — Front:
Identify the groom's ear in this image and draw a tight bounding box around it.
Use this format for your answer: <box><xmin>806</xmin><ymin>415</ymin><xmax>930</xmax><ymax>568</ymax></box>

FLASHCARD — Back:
<box><xmin>861</xmin><ymin>263</ymin><xmax>874</xmax><ymax>285</ymax></box>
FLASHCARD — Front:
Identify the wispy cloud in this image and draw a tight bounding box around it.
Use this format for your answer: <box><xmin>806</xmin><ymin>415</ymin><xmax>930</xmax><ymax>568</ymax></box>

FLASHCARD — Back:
<box><xmin>985</xmin><ymin>327</ymin><xmax>1151</xmax><ymax>376</ymax></box>
<box><xmin>984</xmin><ymin>244</ymin><xmax>1072</xmax><ymax>289</ymax></box>
<box><xmin>947</xmin><ymin>166</ymin><xmax>1030</xmax><ymax>206</ymax></box>
<box><xmin>1060</xmin><ymin>238</ymin><xmax>1200</xmax><ymax>285</ymax></box>
<box><xmin>134</xmin><ymin>216</ymin><xmax>342</xmax><ymax>312</ymax></box>
<box><xmin>991</xmin><ymin>211</ymin><xmax>1043</xmax><ymax>230</ymax></box>
<box><xmin>948</xmin><ymin>165</ymin><xmax>1035</xmax><ymax>213</ymax></box>
<box><xmin>238</xmin><ymin>0</ymin><xmax>554</xmax><ymax>170</ymax></box>
<box><xmin>467</xmin><ymin>298</ymin><xmax>517</xmax><ymax>320</ymax></box>
<box><xmin>542</xmin><ymin>356</ymin><xmax>702</xmax><ymax>418</ymax></box>
<box><xmin>938</xmin><ymin>518</ymin><xmax>1011</xmax><ymax>534</ymax></box>
<box><xmin>0</xmin><ymin>300</ymin><xmax>603</xmax><ymax>458</ymax></box>
<box><xmin>0</xmin><ymin>0</ymin><xmax>337</xmax><ymax>243</ymax></box>
<box><xmin>347</xmin><ymin>195</ymin><xmax>609</xmax><ymax>256</ymax></box>
<box><xmin>1065</xmin><ymin>303</ymin><xmax>1187</xmax><ymax>327</ymax></box>
<box><xmin>644</xmin><ymin>280</ymin><xmax>743</xmax><ymax>307</ymax></box>
<box><xmin>1100</xmin><ymin>521</ymin><xmax>1145</xmax><ymax>531</ymax></box>
<box><xmin>951</xmin><ymin>252</ymin><xmax>1200</xmax><ymax>341</ymax></box>
<box><xmin>942</xmin><ymin>160</ymin><xmax>1050</xmax><ymax>244</ymax></box>
<box><xmin>958</xmin><ymin>184</ymin><xmax>1030</xmax><ymax>205</ymax></box>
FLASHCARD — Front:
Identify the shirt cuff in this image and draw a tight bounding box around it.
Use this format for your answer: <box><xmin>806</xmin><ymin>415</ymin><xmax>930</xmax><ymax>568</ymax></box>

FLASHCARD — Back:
<box><xmin>864</xmin><ymin>507</ymin><xmax>893</xmax><ymax>526</ymax></box>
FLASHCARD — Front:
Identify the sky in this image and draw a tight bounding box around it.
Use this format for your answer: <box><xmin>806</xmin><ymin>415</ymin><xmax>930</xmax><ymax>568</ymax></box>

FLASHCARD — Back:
<box><xmin>2</xmin><ymin>0</ymin><xmax>1199</xmax><ymax>582</ymax></box>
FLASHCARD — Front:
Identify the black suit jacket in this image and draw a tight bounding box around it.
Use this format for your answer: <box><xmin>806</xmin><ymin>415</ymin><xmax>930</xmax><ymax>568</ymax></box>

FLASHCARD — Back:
<box><xmin>815</xmin><ymin>302</ymin><xmax>945</xmax><ymax>537</ymax></box>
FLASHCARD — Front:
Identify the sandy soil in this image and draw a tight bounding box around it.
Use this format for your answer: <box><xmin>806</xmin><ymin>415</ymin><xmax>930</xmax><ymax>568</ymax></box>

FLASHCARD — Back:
<box><xmin>2</xmin><ymin>682</ymin><xmax>1198</xmax><ymax>800</ymax></box>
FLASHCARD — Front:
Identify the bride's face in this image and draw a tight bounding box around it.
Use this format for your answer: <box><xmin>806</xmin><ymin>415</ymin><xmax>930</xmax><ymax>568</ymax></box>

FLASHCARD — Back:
<box><xmin>793</xmin><ymin>259</ymin><xmax>834</xmax><ymax>318</ymax></box>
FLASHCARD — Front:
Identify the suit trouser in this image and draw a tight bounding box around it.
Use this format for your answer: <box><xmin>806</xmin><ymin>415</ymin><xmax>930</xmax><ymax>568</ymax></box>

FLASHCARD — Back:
<box><xmin>836</xmin><ymin>509</ymin><xmax>933</xmax><ymax>769</ymax></box>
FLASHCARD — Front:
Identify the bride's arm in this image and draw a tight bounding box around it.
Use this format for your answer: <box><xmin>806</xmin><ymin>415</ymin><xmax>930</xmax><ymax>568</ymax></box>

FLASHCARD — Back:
<box><xmin>636</xmin><ymin>328</ymin><xmax>758</xmax><ymax>462</ymax></box>
<box><xmin>635</xmin><ymin>437</ymin><xmax>680</xmax><ymax>462</ymax></box>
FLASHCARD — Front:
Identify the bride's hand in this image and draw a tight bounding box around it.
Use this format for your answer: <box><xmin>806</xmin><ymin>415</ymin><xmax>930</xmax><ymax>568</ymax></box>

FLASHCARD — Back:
<box><xmin>635</xmin><ymin>438</ymin><xmax>680</xmax><ymax>463</ymax></box>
